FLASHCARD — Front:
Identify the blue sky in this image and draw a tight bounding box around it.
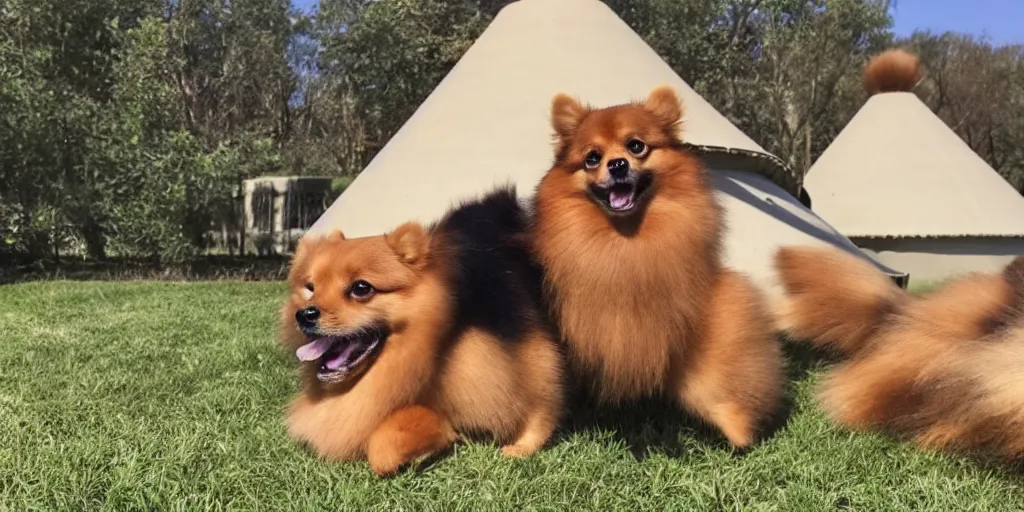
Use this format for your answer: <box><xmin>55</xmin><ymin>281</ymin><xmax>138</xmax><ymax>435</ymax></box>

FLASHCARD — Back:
<box><xmin>291</xmin><ymin>0</ymin><xmax>1024</xmax><ymax>46</ymax></box>
<box><xmin>890</xmin><ymin>0</ymin><xmax>1024</xmax><ymax>45</ymax></box>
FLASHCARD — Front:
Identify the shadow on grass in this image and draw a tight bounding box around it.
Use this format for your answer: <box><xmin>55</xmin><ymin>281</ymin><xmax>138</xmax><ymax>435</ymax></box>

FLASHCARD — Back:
<box><xmin>0</xmin><ymin>255</ymin><xmax>292</xmax><ymax>284</ymax></box>
<box><xmin>549</xmin><ymin>340</ymin><xmax>834</xmax><ymax>461</ymax></box>
<box><xmin>974</xmin><ymin>456</ymin><xmax>1024</xmax><ymax>478</ymax></box>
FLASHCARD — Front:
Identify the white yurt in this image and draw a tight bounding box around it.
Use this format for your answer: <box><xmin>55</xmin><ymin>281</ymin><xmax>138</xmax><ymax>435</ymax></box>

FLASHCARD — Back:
<box><xmin>307</xmin><ymin>0</ymin><xmax>908</xmax><ymax>298</ymax></box>
<box><xmin>804</xmin><ymin>49</ymin><xmax>1024</xmax><ymax>284</ymax></box>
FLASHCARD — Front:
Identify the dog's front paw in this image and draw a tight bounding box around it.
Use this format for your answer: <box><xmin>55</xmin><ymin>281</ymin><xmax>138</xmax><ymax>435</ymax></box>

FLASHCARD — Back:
<box><xmin>368</xmin><ymin>450</ymin><xmax>405</xmax><ymax>477</ymax></box>
<box><xmin>500</xmin><ymin>443</ymin><xmax>538</xmax><ymax>458</ymax></box>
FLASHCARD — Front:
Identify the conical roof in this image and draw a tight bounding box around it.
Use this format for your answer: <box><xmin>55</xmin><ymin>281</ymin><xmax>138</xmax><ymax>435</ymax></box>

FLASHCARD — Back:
<box><xmin>308</xmin><ymin>0</ymin><xmax>906</xmax><ymax>296</ymax></box>
<box><xmin>805</xmin><ymin>65</ymin><xmax>1024</xmax><ymax>239</ymax></box>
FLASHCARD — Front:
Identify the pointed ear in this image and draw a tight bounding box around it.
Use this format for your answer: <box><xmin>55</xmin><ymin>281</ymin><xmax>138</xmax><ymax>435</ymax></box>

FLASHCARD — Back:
<box><xmin>644</xmin><ymin>85</ymin><xmax>684</xmax><ymax>133</ymax></box>
<box><xmin>293</xmin><ymin>229</ymin><xmax>342</xmax><ymax>263</ymax></box>
<box><xmin>551</xmin><ymin>93</ymin><xmax>588</xmax><ymax>140</ymax></box>
<box><xmin>385</xmin><ymin>222</ymin><xmax>429</xmax><ymax>268</ymax></box>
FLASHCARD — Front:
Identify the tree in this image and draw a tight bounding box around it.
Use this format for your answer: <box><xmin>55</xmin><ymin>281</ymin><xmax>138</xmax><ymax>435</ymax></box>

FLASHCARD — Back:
<box><xmin>3</xmin><ymin>0</ymin><xmax>1023</xmax><ymax>266</ymax></box>
<box><xmin>905</xmin><ymin>31</ymin><xmax>1024</xmax><ymax>192</ymax></box>
<box><xmin>0</xmin><ymin>0</ymin><xmax>156</xmax><ymax>260</ymax></box>
<box><xmin>723</xmin><ymin>0</ymin><xmax>892</xmax><ymax>174</ymax></box>
<box><xmin>315</xmin><ymin>0</ymin><xmax>491</xmax><ymax>168</ymax></box>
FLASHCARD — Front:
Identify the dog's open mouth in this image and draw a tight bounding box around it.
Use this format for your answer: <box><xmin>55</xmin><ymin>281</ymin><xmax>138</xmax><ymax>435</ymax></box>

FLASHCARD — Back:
<box><xmin>294</xmin><ymin>325</ymin><xmax>388</xmax><ymax>383</ymax></box>
<box><xmin>608</xmin><ymin>182</ymin><xmax>637</xmax><ymax>211</ymax></box>
<box><xmin>590</xmin><ymin>173</ymin><xmax>653</xmax><ymax>214</ymax></box>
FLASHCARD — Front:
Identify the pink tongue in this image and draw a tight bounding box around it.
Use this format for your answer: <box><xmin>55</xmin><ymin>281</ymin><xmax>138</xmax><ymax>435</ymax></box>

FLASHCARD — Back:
<box><xmin>609</xmin><ymin>189</ymin><xmax>633</xmax><ymax>210</ymax></box>
<box><xmin>324</xmin><ymin>343</ymin><xmax>361</xmax><ymax>370</ymax></box>
<box><xmin>296</xmin><ymin>339</ymin><xmax>332</xmax><ymax>362</ymax></box>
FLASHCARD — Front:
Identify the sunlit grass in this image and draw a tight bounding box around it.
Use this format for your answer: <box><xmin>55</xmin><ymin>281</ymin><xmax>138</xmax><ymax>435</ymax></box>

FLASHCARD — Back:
<box><xmin>1</xmin><ymin>281</ymin><xmax>1021</xmax><ymax>510</ymax></box>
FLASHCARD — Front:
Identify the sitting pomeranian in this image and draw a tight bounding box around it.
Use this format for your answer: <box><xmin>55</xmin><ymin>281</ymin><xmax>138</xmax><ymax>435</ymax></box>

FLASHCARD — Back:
<box><xmin>279</xmin><ymin>186</ymin><xmax>564</xmax><ymax>476</ymax></box>
<box><xmin>776</xmin><ymin>245</ymin><xmax>1024</xmax><ymax>460</ymax></box>
<box><xmin>530</xmin><ymin>85</ymin><xmax>784</xmax><ymax>448</ymax></box>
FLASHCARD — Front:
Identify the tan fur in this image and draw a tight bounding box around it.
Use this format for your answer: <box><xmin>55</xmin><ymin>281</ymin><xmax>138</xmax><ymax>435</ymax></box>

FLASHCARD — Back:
<box><xmin>387</xmin><ymin>222</ymin><xmax>430</xmax><ymax>268</ymax></box>
<box><xmin>670</xmin><ymin>270</ymin><xmax>783</xmax><ymax>447</ymax></box>
<box><xmin>422</xmin><ymin>327</ymin><xmax>563</xmax><ymax>457</ymax></box>
<box><xmin>774</xmin><ymin>245</ymin><xmax>909</xmax><ymax>355</ymax></box>
<box><xmin>551</xmin><ymin>93</ymin><xmax>590</xmax><ymax>140</ymax></box>
<box><xmin>862</xmin><ymin>48</ymin><xmax>921</xmax><ymax>95</ymax></box>
<box><xmin>503</xmin><ymin>330</ymin><xmax>565</xmax><ymax>457</ymax></box>
<box><xmin>532</xmin><ymin>85</ymin><xmax>785</xmax><ymax>448</ymax></box>
<box><xmin>642</xmin><ymin>84</ymin><xmax>684</xmax><ymax>137</ymax></box>
<box><xmin>776</xmin><ymin>246</ymin><xmax>1024</xmax><ymax>460</ymax></box>
<box><xmin>280</xmin><ymin>226</ymin><xmax>564</xmax><ymax>474</ymax></box>
<box><xmin>366</xmin><ymin>405</ymin><xmax>458</xmax><ymax>476</ymax></box>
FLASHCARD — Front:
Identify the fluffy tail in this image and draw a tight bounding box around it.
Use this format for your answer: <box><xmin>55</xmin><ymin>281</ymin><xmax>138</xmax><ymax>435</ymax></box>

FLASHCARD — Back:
<box><xmin>778</xmin><ymin>250</ymin><xmax>1024</xmax><ymax>460</ymax></box>
<box><xmin>774</xmin><ymin>246</ymin><xmax>907</xmax><ymax>356</ymax></box>
<box><xmin>862</xmin><ymin>48</ymin><xmax>921</xmax><ymax>95</ymax></box>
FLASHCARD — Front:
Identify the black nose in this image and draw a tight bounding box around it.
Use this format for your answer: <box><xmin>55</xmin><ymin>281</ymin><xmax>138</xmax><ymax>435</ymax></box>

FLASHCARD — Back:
<box><xmin>608</xmin><ymin>158</ymin><xmax>629</xmax><ymax>179</ymax></box>
<box><xmin>296</xmin><ymin>307</ymin><xmax>320</xmax><ymax>329</ymax></box>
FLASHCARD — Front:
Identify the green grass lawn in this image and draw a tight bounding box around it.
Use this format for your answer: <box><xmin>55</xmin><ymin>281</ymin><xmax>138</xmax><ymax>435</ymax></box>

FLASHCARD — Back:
<box><xmin>2</xmin><ymin>281</ymin><xmax>1022</xmax><ymax>511</ymax></box>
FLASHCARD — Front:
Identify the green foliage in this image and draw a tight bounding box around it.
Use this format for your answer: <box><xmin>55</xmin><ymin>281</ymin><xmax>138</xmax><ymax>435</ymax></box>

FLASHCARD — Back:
<box><xmin>90</xmin><ymin>18</ymin><xmax>280</xmax><ymax>262</ymax></box>
<box><xmin>331</xmin><ymin>175</ymin><xmax>355</xmax><ymax>195</ymax></box>
<box><xmin>2</xmin><ymin>1</ymin><xmax>291</xmax><ymax>263</ymax></box>
<box><xmin>904</xmin><ymin>32</ymin><xmax>1024</xmax><ymax>192</ymax></box>
<box><xmin>2</xmin><ymin>0</ymin><xmax>1022</xmax><ymax>265</ymax></box>
<box><xmin>100</xmin><ymin>129</ymin><xmax>277</xmax><ymax>262</ymax></box>
<box><xmin>312</xmin><ymin>0</ymin><xmax>491</xmax><ymax>170</ymax></box>
<box><xmin>0</xmin><ymin>41</ymin><xmax>57</xmax><ymax>257</ymax></box>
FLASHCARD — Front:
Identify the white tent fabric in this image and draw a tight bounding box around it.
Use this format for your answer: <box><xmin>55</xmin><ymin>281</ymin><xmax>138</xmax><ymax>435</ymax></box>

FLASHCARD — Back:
<box><xmin>854</xmin><ymin>237</ymin><xmax>1024</xmax><ymax>283</ymax></box>
<box><xmin>308</xmin><ymin>0</ymin><xmax>906</xmax><ymax>298</ymax></box>
<box><xmin>805</xmin><ymin>92</ymin><xmax>1024</xmax><ymax>238</ymax></box>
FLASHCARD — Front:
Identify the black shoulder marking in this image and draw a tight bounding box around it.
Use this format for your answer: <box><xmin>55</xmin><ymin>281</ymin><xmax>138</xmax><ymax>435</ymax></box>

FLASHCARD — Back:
<box><xmin>431</xmin><ymin>185</ymin><xmax>547</xmax><ymax>344</ymax></box>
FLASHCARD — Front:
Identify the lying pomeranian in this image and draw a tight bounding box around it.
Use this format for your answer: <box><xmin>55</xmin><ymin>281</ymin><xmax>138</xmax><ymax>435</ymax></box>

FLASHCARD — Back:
<box><xmin>279</xmin><ymin>186</ymin><xmax>564</xmax><ymax>476</ymax></box>
<box><xmin>529</xmin><ymin>85</ymin><xmax>784</xmax><ymax>448</ymax></box>
<box><xmin>775</xmin><ymin>245</ymin><xmax>1024</xmax><ymax>460</ymax></box>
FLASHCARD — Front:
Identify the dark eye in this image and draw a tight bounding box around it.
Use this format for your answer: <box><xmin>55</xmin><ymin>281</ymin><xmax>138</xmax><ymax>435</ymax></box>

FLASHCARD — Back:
<box><xmin>348</xmin><ymin>280</ymin><xmax>375</xmax><ymax>300</ymax></box>
<box><xmin>304</xmin><ymin>283</ymin><xmax>314</xmax><ymax>293</ymax></box>
<box><xmin>583</xmin><ymin>150</ymin><xmax>602</xmax><ymax>169</ymax></box>
<box><xmin>626</xmin><ymin>139</ymin><xmax>647</xmax><ymax>156</ymax></box>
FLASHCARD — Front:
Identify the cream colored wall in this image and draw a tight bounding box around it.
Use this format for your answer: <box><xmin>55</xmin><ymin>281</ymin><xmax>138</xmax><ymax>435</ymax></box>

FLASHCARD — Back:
<box><xmin>854</xmin><ymin>237</ymin><xmax>1024</xmax><ymax>284</ymax></box>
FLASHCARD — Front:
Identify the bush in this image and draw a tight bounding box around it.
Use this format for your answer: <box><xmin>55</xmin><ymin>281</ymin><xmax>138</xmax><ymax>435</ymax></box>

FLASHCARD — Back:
<box><xmin>331</xmin><ymin>176</ymin><xmax>355</xmax><ymax>195</ymax></box>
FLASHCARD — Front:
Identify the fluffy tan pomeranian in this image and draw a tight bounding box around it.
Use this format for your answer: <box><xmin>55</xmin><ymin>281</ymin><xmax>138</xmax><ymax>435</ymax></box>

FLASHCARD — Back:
<box><xmin>280</xmin><ymin>187</ymin><xmax>564</xmax><ymax>475</ymax></box>
<box><xmin>529</xmin><ymin>85</ymin><xmax>785</xmax><ymax>448</ymax></box>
